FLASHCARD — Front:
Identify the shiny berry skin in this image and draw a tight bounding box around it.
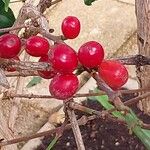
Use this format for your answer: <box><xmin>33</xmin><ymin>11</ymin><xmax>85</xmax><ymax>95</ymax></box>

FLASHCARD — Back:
<box><xmin>38</xmin><ymin>56</ymin><xmax>56</xmax><ymax>79</ymax></box>
<box><xmin>61</xmin><ymin>16</ymin><xmax>80</xmax><ymax>39</ymax></box>
<box><xmin>49</xmin><ymin>74</ymin><xmax>79</xmax><ymax>100</ymax></box>
<box><xmin>0</xmin><ymin>34</ymin><xmax>21</xmax><ymax>58</ymax></box>
<box><xmin>6</xmin><ymin>56</ymin><xmax>20</xmax><ymax>72</ymax></box>
<box><xmin>98</xmin><ymin>60</ymin><xmax>128</xmax><ymax>90</ymax></box>
<box><xmin>78</xmin><ymin>41</ymin><xmax>104</xmax><ymax>68</ymax></box>
<box><xmin>25</xmin><ymin>36</ymin><xmax>49</xmax><ymax>57</ymax></box>
<box><xmin>49</xmin><ymin>43</ymin><xmax>78</xmax><ymax>73</ymax></box>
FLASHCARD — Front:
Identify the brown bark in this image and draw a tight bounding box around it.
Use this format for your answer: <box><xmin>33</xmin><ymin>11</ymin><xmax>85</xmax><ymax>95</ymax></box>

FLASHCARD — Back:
<box><xmin>135</xmin><ymin>0</ymin><xmax>150</xmax><ymax>114</ymax></box>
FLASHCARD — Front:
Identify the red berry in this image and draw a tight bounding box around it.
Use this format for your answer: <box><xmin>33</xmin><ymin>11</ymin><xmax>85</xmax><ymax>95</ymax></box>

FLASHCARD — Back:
<box><xmin>25</xmin><ymin>36</ymin><xmax>49</xmax><ymax>57</ymax></box>
<box><xmin>78</xmin><ymin>41</ymin><xmax>104</xmax><ymax>68</ymax></box>
<box><xmin>49</xmin><ymin>74</ymin><xmax>79</xmax><ymax>100</ymax></box>
<box><xmin>6</xmin><ymin>56</ymin><xmax>20</xmax><ymax>72</ymax></box>
<box><xmin>49</xmin><ymin>43</ymin><xmax>78</xmax><ymax>73</ymax></box>
<box><xmin>0</xmin><ymin>34</ymin><xmax>21</xmax><ymax>58</ymax></box>
<box><xmin>61</xmin><ymin>16</ymin><xmax>80</xmax><ymax>39</ymax></box>
<box><xmin>98</xmin><ymin>60</ymin><xmax>128</xmax><ymax>90</ymax></box>
<box><xmin>38</xmin><ymin>56</ymin><xmax>56</xmax><ymax>79</ymax></box>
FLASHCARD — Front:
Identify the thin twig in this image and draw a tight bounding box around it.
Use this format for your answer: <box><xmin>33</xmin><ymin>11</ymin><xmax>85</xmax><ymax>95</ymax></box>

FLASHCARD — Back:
<box><xmin>4</xmin><ymin>88</ymin><xmax>150</xmax><ymax>99</ymax></box>
<box><xmin>51</xmin><ymin>0</ymin><xmax>62</xmax><ymax>5</ymax></box>
<box><xmin>37</xmin><ymin>0</ymin><xmax>62</xmax><ymax>13</ymax></box>
<box><xmin>0</xmin><ymin>68</ymin><xmax>10</xmax><ymax>89</ymax></box>
<box><xmin>0</xmin><ymin>59</ymin><xmax>50</xmax><ymax>71</ymax></box>
<box><xmin>114</xmin><ymin>54</ymin><xmax>150</xmax><ymax>66</ymax></box>
<box><xmin>41</xmin><ymin>30</ymin><xmax>66</xmax><ymax>42</ymax></box>
<box><xmin>124</xmin><ymin>92</ymin><xmax>150</xmax><ymax>106</ymax></box>
<box><xmin>0</xmin><ymin>55</ymin><xmax>150</xmax><ymax>73</ymax></box>
<box><xmin>0</xmin><ymin>24</ymin><xmax>29</xmax><ymax>33</ymax></box>
<box><xmin>5</xmin><ymin>71</ymin><xmax>38</xmax><ymax>77</ymax></box>
<box><xmin>0</xmin><ymin>115</ymin><xmax>95</xmax><ymax>147</ymax></box>
<box><xmin>67</xmin><ymin>108</ymin><xmax>85</xmax><ymax>150</ymax></box>
<box><xmin>10</xmin><ymin>0</ymin><xmax>24</xmax><ymax>3</ymax></box>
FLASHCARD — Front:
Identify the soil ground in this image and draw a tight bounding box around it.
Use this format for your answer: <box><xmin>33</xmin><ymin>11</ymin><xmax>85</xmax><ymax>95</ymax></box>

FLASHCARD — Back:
<box><xmin>36</xmin><ymin>91</ymin><xmax>149</xmax><ymax>150</ymax></box>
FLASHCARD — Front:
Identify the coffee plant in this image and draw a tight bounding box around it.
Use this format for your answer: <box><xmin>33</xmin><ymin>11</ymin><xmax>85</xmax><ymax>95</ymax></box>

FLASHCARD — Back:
<box><xmin>0</xmin><ymin>0</ymin><xmax>150</xmax><ymax>150</ymax></box>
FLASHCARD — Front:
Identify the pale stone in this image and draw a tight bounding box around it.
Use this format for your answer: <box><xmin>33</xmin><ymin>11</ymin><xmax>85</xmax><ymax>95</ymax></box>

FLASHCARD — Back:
<box><xmin>46</xmin><ymin>0</ymin><xmax>136</xmax><ymax>57</ymax></box>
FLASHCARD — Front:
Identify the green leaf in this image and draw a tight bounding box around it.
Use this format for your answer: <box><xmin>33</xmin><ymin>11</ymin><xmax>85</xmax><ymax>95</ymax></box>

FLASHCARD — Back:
<box><xmin>94</xmin><ymin>94</ymin><xmax>125</xmax><ymax>119</ymax></box>
<box><xmin>26</xmin><ymin>77</ymin><xmax>42</xmax><ymax>88</ymax></box>
<box><xmin>2</xmin><ymin>0</ymin><xmax>10</xmax><ymax>11</ymax></box>
<box><xmin>84</xmin><ymin>0</ymin><xmax>96</xmax><ymax>6</ymax></box>
<box><xmin>46</xmin><ymin>136</ymin><xmax>59</xmax><ymax>150</ymax></box>
<box><xmin>92</xmin><ymin>91</ymin><xmax>150</xmax><ymax>150</ymax></box>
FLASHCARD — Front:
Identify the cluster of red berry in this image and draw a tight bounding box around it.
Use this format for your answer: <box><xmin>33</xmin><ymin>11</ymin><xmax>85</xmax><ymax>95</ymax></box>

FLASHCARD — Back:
<box><xmin>0</xmin><ymin>16</ymin><xmax>128</xmax><ymax>100</ymax></box>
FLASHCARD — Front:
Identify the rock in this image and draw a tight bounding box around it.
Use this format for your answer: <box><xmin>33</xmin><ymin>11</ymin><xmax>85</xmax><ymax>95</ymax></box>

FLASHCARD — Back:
<box><xmin>46</xmin><ymin>0</ymin><xmax>136</xmax><ymax>57</ymax></box>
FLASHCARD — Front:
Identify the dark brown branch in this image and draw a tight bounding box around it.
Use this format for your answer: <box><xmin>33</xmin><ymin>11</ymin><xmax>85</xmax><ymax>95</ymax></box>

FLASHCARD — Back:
<box><xmin>5</xmin><ymin>71</ymin><xmax>38</xmax><ymax>77</ymax></box>
<box><xmin>91</xmin><ymin>71</ymin><xmax>120</xmax><ymax>100</ymax></box>
<box><xmin>0</xmin><ymin>24</ymin><xmax>28</xmax><ymax>33</ymax></box>
<box><xmin>10</xmin><ymin>0</ymin><xmax>25</xmax><ymax>3</ymax></box>
<box><xmin>142</xmin><ymin>123</ymin><xmax>150</xmax><ymax>130</ymax></box>
<box><xmin>114</xmin><ymin>54</ymin><xmax>150</xmax><ymax>66</ymax></box>
<box><xmin>4</xmin><ymin>88</ymin><xmax>150</xmax><ymax>99</ymax></box>
<box><xmin>69</xmin><ymin>102</ymin><xmax>125</xmax><ymax>124</ymax></box>
<box><xmin>51</xmin><ymin>0</ymin><xmax>62</xmax><ymax>5</ymax></box>
<box><xmin>41</xmin><ymin>30</ymin><xmax>66</xmax><ymax>42</ymax></box>
<box><xmin>0</xmin><ymin>68</ymin><xmax>10</xmax><ymax>89</ymax></box>
<box><xmin>89</xmin><ymin>71</ymin><xmax>129</xmax><ymax>111</ymax></box>
<box><xmin>67</xmin><ymin>109</ymin><xmax>85</xmax><ymax>150</ymax></box>
<box><xmin>5</xmin><ymin>92</ymin><xmax>105</xmax><ymax>99</ymax></box>
<box><xmin>0</xmin><ymin>55</ymin><xmax>150</xmax><ymax>74</ymax></box>
<box><xmin>0</xmin><ymin>59</ymin><xmax>50</xmax><ymax>71</ymax></box>
<box><xmin>124</xmin><ymin>92</ymin><xmax>150</xmax><ymax>106</ymax></box>
<box><xmin>37</xmin><ymin>0</ymin><xmax>62</xmax><ymax>13</ymax></box>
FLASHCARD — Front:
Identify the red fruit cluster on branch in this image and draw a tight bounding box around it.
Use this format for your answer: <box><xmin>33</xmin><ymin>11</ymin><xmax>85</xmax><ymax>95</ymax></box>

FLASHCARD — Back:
<box><xmin>0</xmin><ymin>16</ymin><xmax>129</xmax><ymax>100</ymax></box>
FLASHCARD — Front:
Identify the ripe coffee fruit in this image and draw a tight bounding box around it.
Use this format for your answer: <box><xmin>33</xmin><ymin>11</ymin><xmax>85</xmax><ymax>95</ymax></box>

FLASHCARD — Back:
<box><xmin>78</xmin><ymin>41</ymin><xmax>104</xmax><ymax>68</ymax></box>
<box><xmin>61</xmin><ymin>16</ymin><xmax>80</xmax><ymax>39</ymax></box>
<box><xmin>25</xmin><ymin>36</ymin><xmax>49</xmax><ymax>57</ymax></box>
<box><xmin>38</xmin><ymin>55</ymin><xmax>56</xmax><ymax>79</ymax></box>
<box><xmin>98</xmin><ymin>60</ymin><xmax>128</xmax><ymax>89</ymax></box>
<box><xmin>49</xmin><ymin>43</ymin><xmax>78</xmax><ymax>73</ymax></box>
<box><xmin>6</xmin><ymin>56</ymin><xmax>20</xmax><ymax>72</ymax></box>
<box><xmin>49</xmin><ymin>74</ymin><xmax>79</xmax><ymax>100</ymax></box>
<box><xmin>0</xmin><ymin>34</ymin><xmax>21</xmax><ymax>58</ymax></box>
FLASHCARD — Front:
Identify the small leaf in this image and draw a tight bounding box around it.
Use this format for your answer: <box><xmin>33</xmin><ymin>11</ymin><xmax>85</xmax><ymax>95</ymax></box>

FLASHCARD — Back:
<box><xmin>46</xmin><ymin>136</ymin><xmax>59</xmax><ymax>150</ymax></box>
<box><xmin>26</xmin><ymin>77</ymin><xmax>42</xmax><ymax>88</ymax></box>
<box><xmin>84</xmin><ymin>0</ymin><xmax>96</xmax><ymax>6</ymax></box>
<box><xmin>2</xmin><ymin>0</ymin><xmax>10</xmax><ymax>11</ymax></box>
